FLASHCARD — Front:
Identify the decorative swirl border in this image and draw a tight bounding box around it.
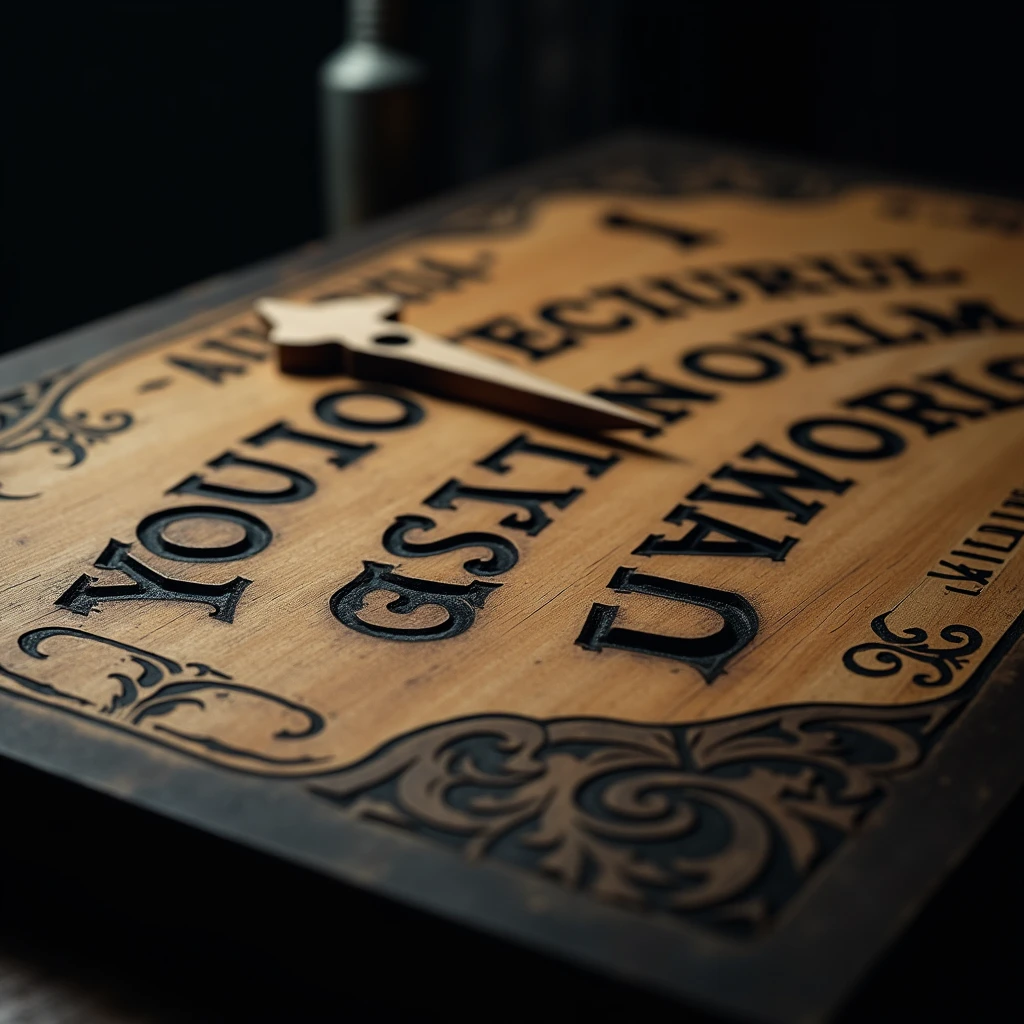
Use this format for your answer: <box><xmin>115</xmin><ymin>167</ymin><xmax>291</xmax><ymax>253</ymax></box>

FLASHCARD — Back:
<box><xmin>0</xmin><ymin>627</ymin><xmax>327</xmax><ymax>768</ymax></box>
<box><xmin>0</xmin><ymin>611</ymin><xmax>999</xmax><ymax>934</ymax></box>
<box><xmin>307</xmin><ymin>698</ymin><xmax>963</xmax><ymax>933</ymax></box>
<box><xmin>843</xmin><ymin>612</ymin><xmax>983</xmax><ymax>687</ymax></box>
<box><xmin>0</xmin><ymin>367</ymin><xmax>133</xmax><ymax>499</ymax></box>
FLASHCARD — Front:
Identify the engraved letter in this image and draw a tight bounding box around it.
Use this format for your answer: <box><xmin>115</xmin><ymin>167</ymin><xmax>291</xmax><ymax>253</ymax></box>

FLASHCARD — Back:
<box><xmin>575</xmin><ymin>567</ymin><xmax>758</xmax><ymax>683</ymax></box>
<box><xmin>137</xmin><ymin>506</ymin><xmax>271</xmax><ymax>562</ymax></box>
<box><xmin>424</xmin><ymin>479</ymin><xmax>582</xmax><ymax>536</ymax></box>
<box><xmin>55</xmin><ymin>540</ymin><xmax>250</xmax><ymax>622</ymax></box>
<box><xmin>687</xmin><ymin>443</ymin><xmax>852</xmax><ymax>525</ymax></box>
<box><xmin>382</xmin><ymin>515</ymin><xmax>519</xmax><ymax>576</ymax></box>
<box><xmin>330</xmin><ymin>561</ymin><xmax>500</xmax><ymax>641</ymax></box>
<box><xmin>634</xmin><ymin>505</ymin><xmax>797</xmax><ymax>560</ymax></box>
<box><xmin>590</xmin><ymin>368</ymin><xmax>716</xmax><ymax>429</ymax></box>
<box><xmin>477</xmin><ymin>433</ymin><xmax>619</xmax><ymax>478</ymax></box>
<box><xmin>168</xmin><ymin>452</ymin><xmax>316</xmax><ymax>504</ymax></box>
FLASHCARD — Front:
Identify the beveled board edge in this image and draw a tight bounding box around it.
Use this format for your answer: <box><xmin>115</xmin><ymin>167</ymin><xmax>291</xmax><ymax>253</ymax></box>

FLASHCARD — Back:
<box><xmin>2</xmin><ymin>132</ymin><xmax>1023</xmax><ymax>1024</ymax></box>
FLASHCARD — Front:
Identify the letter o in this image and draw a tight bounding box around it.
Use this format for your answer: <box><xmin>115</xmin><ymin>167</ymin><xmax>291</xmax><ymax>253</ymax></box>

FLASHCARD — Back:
<box><xmin>788</xmin><ymin>417</ymin><xmax>906</xmax><ymax>461</ymax></box>
<box><xmin>315</xmin><ymin>388</ymin><xmax>425</xmax><ymax>432</ymax></box>
<box><xmin>137</xmin><ymin>506</ymin><xmax>272</xmax><ymax>562</ymax></box>
<box><xmin>681</xmin><ymin>346</ymin><xmax>784</xmax><ymax>383</ymax></box>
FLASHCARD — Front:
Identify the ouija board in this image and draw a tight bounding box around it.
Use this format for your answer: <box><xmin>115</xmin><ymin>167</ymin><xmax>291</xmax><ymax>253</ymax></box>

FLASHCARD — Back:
<box><xmin>2</xmin><ymin>134</ymin><xmax>1024</xmax><ymax>1022</ymax></box>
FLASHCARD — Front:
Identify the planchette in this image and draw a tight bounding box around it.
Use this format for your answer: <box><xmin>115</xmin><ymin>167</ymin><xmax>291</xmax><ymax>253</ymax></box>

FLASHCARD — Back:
<box><xmin>1</xmin><ymin>134</ymin><xmax>1023</xmax><ymax>1022</ymax></box>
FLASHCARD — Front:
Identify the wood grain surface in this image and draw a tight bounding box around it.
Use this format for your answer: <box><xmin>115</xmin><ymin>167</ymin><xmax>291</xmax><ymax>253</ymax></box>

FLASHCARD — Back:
<box><xmin>2</xmin><ymin>140</ymin><xmax>1024</xmax><ymax>1023</ymax></box>
<box><xmin>2</xmin><ymin>186</ymin><xmax>1022</xmax><ymax>770</ymax></box>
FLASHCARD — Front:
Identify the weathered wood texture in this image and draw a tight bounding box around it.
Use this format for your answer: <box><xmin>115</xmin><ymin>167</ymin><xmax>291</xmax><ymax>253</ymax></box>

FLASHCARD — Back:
<box><xmin>1</xmin><ymin>136</ymin><xmax>1023</xmax><ymax>1023</ymax></box>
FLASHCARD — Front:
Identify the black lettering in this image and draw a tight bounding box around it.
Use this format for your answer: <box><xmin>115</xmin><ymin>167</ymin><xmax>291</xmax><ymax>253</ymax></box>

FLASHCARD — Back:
<box><xmin>682</xmin><ymin>346</ymin><xmax>785</xmax><ymax>383</ymax></box>
<box><xmin>451</xmin><ymin>315</ymin><xmax>572</xmax><ymax>361</ymax></box>
<box><xmin>927</xmin><ymin>560</ymin><xmax>993</xmax><ymax>586</ymax></box>
<box><xmin>649</xmin><ymin>271</ymin><xmax>741</xmax><ymax>310</ymax></box>
<box><xmin>987</xmin><ymin>356</ymin><xmax>1024</xmax><ymax>387</ymax></box>
<box><xmin>888</xmin><ymin>253</ymin><xmax>964</xmax><ymax>286</ymax></box>
<box><xmin>329</xmin><ymin>561</ymin><xmax>500</xmax><ymax>641</ymax></box>
<box><xmin>591</xmin><ymin>368</ymin><xmax>716</xmax><ymax>430</ymax></box>
<box><xmin>166</xmin><ymin>356</ymin><xmax>247</xmax><ymax>385</ymax></box>
<box><xmin>137</xmin><ymin>506</ymin><xmax>272</xmax><ymax>562</ymax></box>
<box><xmin>803</xmin><ymin>254</ymin><xmax>891</xmax><ymax>290</ymax></box>
<box><xmin>728</xmin><ymin>261</ymin><xmax>828</xmax><ymax>298</ymax></box>
<box><xmin>951</xmin><ymin>549</ymin><xmax>1004</xmax><ymax>565</ymax></box>
<box><xmin>55</xmin><ymin>540</ymin><xmax>250</xmax><ymax>622</ymax></box>
<box><xmin>591</xmin><ymin>284</ymin><xmax>683</xmax><ymax>320</ymax></box>
<box><xmin>687</xmin><ymin>443</ymin><xmax>852</xmax><ymax>524</ymax></box>
<box><xmin>200</xmin><ymin>336</ymin><xmax>270</xmax><ymax>361</ymax></box>
<box><xmin>477</xmin><ymin>433</ymin><xmax>619</xmax><ymax>478</ymax></box>
<box><xmin>823</xmin><ymin>311</ymin><xmax>924</xmax><ymax>348</ymax></box>
<box><xmin>538</xmin><ymin>298</ymin><xmax>633</xmax><ymax>336</ymax></box>
<box><xmin>575</xmin><ymin>566</ymin><xmax>758</xmax><ymax>683</ymax></box>
<box><xmin>424</xmin><ymin>479</ymin><xmax>582</xmax><ymax>536</ymax></box>
<box><xmin>894</xmin><ymin>298</ymin><xmax>1024</xmax><ymax>338</ymax></box>
<box><xmin>314</xmin><ymin>388</ymin><xmax>425</xmax><ymax>432</ymax></box>
<box><xmin>244</xmin><ymin>420</ymin><xmax>375</xmax><ymax>468</ymax></box>
<box><xmin>789</xmin><ymin>417</ymin><xmax>906</xmax><ymax>461</ymax></box>
<box><xmin>168</xmin><ymin>452</ymin><xmax>316</xmax><ymax>504</ymax></box>
<box><xmin>844</xmin><ymin>384</ymin><xmax>986</xmax><ymax>436</ymax></box>
<box><xmin>963</xmin><ymin>525</ymin><xmax>1024</xmax><ymax>552</ymax></box>
<box><xmin>634</xmin><ymin>504</ymin><xmax>797</xmax><ymax>560</ymax></box>
<box><xmin>919</xmin><ymin>370</ymin><xmax>1024</xmax><ymax>412</ymax></box>
<box><xmin>381</xmin><ymin>515</ymin><xmax>518</xmax><ymax>576</ymax></box>
<box><xmin>742</xmin><ymin>320</ymin><xmax>867</xmax><ymax>367</ymax></box>
<box><xmin>603</xmin><ymin>210</ymin><xmax>715</xmax><ymax>249</ymax></box>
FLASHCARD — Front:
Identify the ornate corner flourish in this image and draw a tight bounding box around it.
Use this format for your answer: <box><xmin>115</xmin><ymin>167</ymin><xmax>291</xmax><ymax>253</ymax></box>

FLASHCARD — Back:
<box><xmin>0</xmin><ymin>367</ymin><xmax>133</xmax><ymax>499</ymax></box>
<box><xmin>0</xmin><ymin>627</ymin><xmax>327</xmax><ymax>768</ymax></box>
<box><xmin>843</xmin><ymin>612</ymin><xmax>983</xmax><ymax>687</ymax></box>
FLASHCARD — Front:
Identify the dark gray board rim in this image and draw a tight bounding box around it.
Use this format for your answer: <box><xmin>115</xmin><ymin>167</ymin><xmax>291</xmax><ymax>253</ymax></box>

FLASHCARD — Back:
<box><xmin>1</xmin><ymin>132</ymin><xmax>1023</xmax><ymax>1023</ymax></box>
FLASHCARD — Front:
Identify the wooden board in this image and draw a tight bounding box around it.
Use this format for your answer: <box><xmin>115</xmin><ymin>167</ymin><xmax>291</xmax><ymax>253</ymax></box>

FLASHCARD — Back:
<box><xmin>2</xmin><ymin>135</ymin><xmax>1024</xmax><ymax>1022</ymax></box>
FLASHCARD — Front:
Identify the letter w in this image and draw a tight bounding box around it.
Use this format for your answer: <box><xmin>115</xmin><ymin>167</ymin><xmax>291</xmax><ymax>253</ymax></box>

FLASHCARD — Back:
<box><xmin>687</xmin><ymin>443</ymin><xmax>853</xmax><ymax>524</ymax></box>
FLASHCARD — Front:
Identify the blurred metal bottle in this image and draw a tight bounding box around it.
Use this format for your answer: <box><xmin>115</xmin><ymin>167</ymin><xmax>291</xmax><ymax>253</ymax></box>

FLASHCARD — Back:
<box><xmin>320</xmin><ymin>0</ymin><xmax>424</xmax><ymax>235</ymax></box>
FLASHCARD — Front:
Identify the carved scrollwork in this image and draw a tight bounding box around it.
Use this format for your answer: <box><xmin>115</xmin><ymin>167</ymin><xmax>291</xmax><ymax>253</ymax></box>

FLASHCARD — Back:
<box><xmin>0</xmin><ymin>618</ymin><xmax>984</xmax><ymax>931</ymax></box>
<box><xmin>0</xmin><ymin>627</ymin><xmax>327</xmax><ymax>768</ymax></box>
<box><xmin>309</xmin><ymin>698</ymin><xmax>962</xmax><ymax>930</ymax></box>
<box><xmin>0</xmin><ymin>368</ymin><xmax>133</xmax><ymax>499</ymax></box>
<box><xmin>842</xmin><ymin>612</ymin><xmax>983</xmax><ymax>687</ymax></box>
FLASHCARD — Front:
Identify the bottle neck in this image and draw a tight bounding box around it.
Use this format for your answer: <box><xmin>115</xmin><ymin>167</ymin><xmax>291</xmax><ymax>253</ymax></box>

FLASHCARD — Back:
<box><xmin>347</xmin><ymin>0</ymin><xmax>382</xmax><ymax>46</ymax></box>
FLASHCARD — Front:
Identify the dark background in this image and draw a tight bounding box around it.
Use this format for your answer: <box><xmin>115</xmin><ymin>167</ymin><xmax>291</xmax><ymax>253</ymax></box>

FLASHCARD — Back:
<box><xmin>3</xmin><ymin>1</ymin><xmax>1023</xmax><ymax>358</ymax></box>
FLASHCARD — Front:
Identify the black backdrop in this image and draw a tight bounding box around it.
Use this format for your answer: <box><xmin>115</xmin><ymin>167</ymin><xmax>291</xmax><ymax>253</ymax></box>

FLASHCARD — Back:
<box><xmin>3</xmin><ymin>1</ymin><xmax>1022</xmax><ymax>354</ymax></box>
